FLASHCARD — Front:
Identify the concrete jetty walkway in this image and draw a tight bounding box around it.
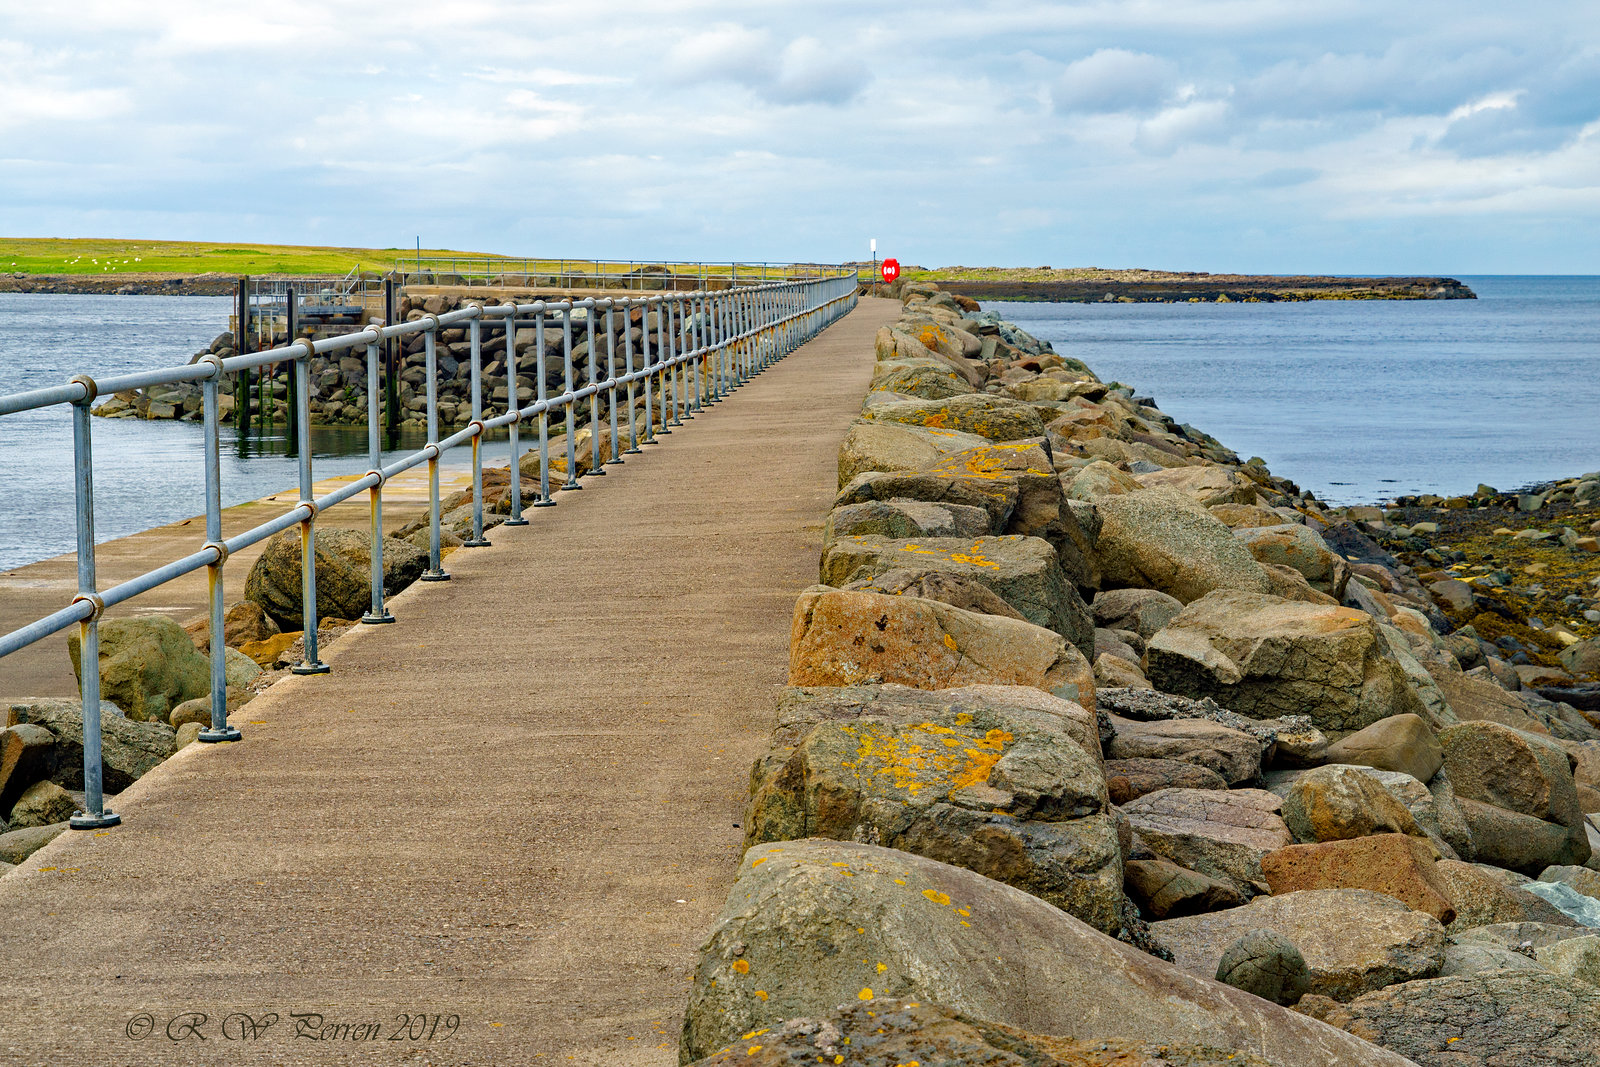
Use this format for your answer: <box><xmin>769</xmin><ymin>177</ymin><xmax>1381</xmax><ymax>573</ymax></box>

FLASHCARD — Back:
<box><xmin>0</xmin><ymin>297</ymin><xmax>897</xmax><ymax>1066</ymax></box>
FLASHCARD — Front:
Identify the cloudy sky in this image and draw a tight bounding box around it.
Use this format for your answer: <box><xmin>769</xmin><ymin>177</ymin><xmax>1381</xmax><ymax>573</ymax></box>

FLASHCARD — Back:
<box><xmin>3</xmin><ymin>1</ymin><xmax>1598</xmax><ymax>272</ymax></box>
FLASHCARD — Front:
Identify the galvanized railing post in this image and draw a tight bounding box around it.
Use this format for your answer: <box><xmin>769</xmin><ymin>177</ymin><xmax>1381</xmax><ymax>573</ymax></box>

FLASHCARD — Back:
<box><xmin>622</xmin><ymin>303</ymin><xmax>640</xmax><ymax>454</ymax></box>
<box><xmin>669</xmin><ymin>298</ymin><xmax>689</xmax><ymax>421</ymax></box>
<box><xmin>655</xmin><ymin>299</ymin><xmax>673</xmax><ymax>435</ymax></box>
<box><xmin>419</xmin><ymin>320</ymin><xmax>450</xmax><ymax>582</ymax></box>
<box><xmin>534</xmin><ymin>309</ymin><xmax>555</xmax><ymax>507</ymax></box>
<box><xmin>292</xmin><ymin>338</ymin><xmax>330</xmax><ymax>673</ymax></box>
<box><xmin>198</xmin><ymin>360</ymin><xmax>241</xmax><ymax>742</ymax></box>
<box><xmin>687</xmin><ymin>295</ymin><xmax>703</xmax><ymax>413</ymax></box>
<box><xmin>605</xmin><ymin>303</ymin><xmax>623</xmax><ymax>462</ymax></box>
<box><xmin>560</xmin><ymin>305</ymin><xmax>582</xmax><ymax>489</ymax></box>
<box><xmin>464</xmin><ymin>313</ymin><xmax>492</xmax><ymax>544</ymax></box>
<box><xmin>361</xmin><ymin>332</ymin><xmax>394</xmax><ymax>624</ymax></box>
<box><xmin>587</xmin><ymin>304</ymin><xmax>605</xmax><ymax>476</ymax></box>
<box><xmin>503</xmin><ymin>306</ymin><xmax>529</xmax><ymax>525</ymax></box>
<box><xmin>640</xmin><ymin>305</ymin><xmax>656</xmax><ymax>443</ymax></box>
<box><xmin>717</xmin><ymin>294</ymin><xmax>730</xmax><ymax>394</ymax></box>
<box><xmin>67</xmin><ymin>383</ymin><xmax>120</xmax><ymax>829</ymax></box>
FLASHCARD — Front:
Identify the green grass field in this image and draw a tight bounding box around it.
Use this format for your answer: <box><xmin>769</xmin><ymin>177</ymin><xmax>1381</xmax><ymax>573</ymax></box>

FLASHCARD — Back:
<box><xmin>0</xmin><ymin>238</ymin><xmax>510</xmax><ymax>277</ymax></box>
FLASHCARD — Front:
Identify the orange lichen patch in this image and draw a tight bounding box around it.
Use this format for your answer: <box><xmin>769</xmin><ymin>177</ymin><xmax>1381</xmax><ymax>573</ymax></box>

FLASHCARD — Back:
<box><xmin>920</xmin><ymin>411</ymin><xmax>951</xmax><ymax>429</ymax></box>
<box><xmin>731</xmin><ymin>960</ymin><xmax>750</xmax><ymax>974</ymax></box>
<box><xmin>848</xmin><ymin>722</ymin><xmax>1013</xmax><ymax>797</ymax></box>
<box><xmin>943</xmin><ymin>633</ymin><xmax>959</xmax><ymax>652</ymax></box>
<box><xmin>921</xmin><ymin>889</ymin><xmax>951</xmax><ymax>906</ymax></box>
<box><xmin>891</xmin><ymin>541</ymin><xmax>1002</xmax><ymax>569</ymax></box>
<box><xmin>926</xmin><ymin>442</ymin><xmax>1053</xmax><ymax>480</ymax></box>
<box><xmin>858</xmin><ymin>988</ymin><xmax>875</xmax><ymax>1001</ymax></box>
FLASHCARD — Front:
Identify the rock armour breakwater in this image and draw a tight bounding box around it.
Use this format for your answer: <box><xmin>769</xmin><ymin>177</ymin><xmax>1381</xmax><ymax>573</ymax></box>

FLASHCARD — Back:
<box><xmin>92</xmin><ymin>290</ymin><xmax>671</xmax><ymax>430</ymax></box>
<box><xmin>0</xmin><ymin>272</ymin><xmax>238</xmax><ymax>296</ymax></box>
<box><xmin>930</xmin><ymin>272</ymin><xmax>1476</xmax><ymax>303</ymax></box>
<box><xmin>678</xmin><ymin>280</ymin><xmax>1599</xmax><ymax>1067</ymax></box>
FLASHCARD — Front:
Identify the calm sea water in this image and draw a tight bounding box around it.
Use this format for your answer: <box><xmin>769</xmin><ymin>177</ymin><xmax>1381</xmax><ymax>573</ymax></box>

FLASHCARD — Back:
<box><xmin>990</xmin><ymin>276</ymin><xmax>1600</xmax><ymax>505</ymax></box>
<box><xmin>0</xmin><ymin>293</ymin><xmax>520</xmax><ymax>570</ymax></box>
<box><xmin>2</xmin><ymin>281</ymin><xmax>1595</xmax><ymax>570</ymax></box>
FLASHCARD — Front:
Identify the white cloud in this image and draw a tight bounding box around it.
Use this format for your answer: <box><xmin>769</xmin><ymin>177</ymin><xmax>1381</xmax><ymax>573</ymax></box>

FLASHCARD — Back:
<box><xmin>0</xmin><ymin>1</ymin><xmax>1596</xmax><ymax>271</ymax></box>
<box><xmin>1053</xmin><ymin>48</ymin><xmax>1177</xmax><ymax>113</ymax></box>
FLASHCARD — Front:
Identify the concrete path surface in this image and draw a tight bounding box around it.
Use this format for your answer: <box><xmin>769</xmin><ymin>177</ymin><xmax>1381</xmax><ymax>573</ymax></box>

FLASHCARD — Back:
<box><xmin>0</xmin><ymin>297</ymin><xmax>897</xmax><ymax>1066</ymax></box>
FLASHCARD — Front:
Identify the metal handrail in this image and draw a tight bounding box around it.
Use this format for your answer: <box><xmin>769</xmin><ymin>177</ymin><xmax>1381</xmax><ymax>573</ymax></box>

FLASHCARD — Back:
<box><xmin>0</xmin><ymin>268</ymin><xmax>862</xmax><ymax>829</ymax></box>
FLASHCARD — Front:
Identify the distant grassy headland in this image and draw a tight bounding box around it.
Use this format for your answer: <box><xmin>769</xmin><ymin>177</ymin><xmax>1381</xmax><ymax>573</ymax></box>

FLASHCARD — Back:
<box><xmin>883</xmin><ymin>265</ymin><xmax>1476</xmax><ymax>302</ymax></box>
<box><xmin>0</xmin><ymin>237</ymin><xmax>507</xmax><ymax>277</ymax></box>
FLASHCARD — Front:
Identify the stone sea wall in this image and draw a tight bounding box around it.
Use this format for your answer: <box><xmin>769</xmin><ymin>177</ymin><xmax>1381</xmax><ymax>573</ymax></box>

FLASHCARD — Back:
<box><xmin>675</xmin><ymin>282</ymin><xmax>1600</xmax><ymax>1066</ymax></box>
<box><xmin>92</xmin><ymin>290</ymin><xmax>682</xmax><ymax>431</ymax></box>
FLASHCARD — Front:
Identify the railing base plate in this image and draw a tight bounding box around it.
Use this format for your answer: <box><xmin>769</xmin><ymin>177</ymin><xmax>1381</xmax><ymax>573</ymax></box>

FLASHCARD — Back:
<box><xmin>462</xmin><ymin>538</ymin><xmax>492</xmax><ymax>546</ymax></box>
<box><xmin>292</xmin><ymin>661</ymin><xmax>332</xmax><ymax>674</ymax></box>
<box><xmin>70</xmin><ymin>810</ymin><xmax>121</xmax><ymax>830</ymax></box>
<box><xmin>419</xmin><ymin>571</ymin><xmax>451</xmax><ymax>582</ymax></box>
<box><xmin>361</xmin><ymin>612</ymin><xmax>396</xmax><ymax>624</ymax></box>
<box><xmin>198</xmin><ymin>725</ymin><xmax>243</xmax><ymax>742</ymax></box>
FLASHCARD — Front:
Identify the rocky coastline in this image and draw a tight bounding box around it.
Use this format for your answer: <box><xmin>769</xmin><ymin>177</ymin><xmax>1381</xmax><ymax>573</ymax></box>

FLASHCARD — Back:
<box><xmin>924</xmin><ymin>271</ymin><xmax>1476</xmax><ymax>303</ymax></box>
<box><xmin>0</xmin><ymin>272</ymin><xmax>238</xmax><ymax>296</ymax></box>
<box><xmin>675</xmin><ymin>281</ymin><xmax>1600</xmax><ymax>1065</ymax></box>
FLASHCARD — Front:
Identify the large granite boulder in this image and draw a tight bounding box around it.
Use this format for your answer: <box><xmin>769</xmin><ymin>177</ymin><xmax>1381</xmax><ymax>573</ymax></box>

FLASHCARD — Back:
<box><xmin>243</xmin><ymin>527</ymin><xmax>427</xmax><ymax>632</ymax></box>
<box><xmin>1151</xmin><ymin>889</ymin><xmax>1446</xmax><ymax>1001</ymax></box>
<box><xmin>1124</xmin><ymin>858</ymin><xmax>1244</xmax><ymax>920</ymax></box>
<box><xmin>1322</xmin><ymin>714</ymin><xmax>1443</xmax><ymax>783</ymax></box>
<box><xmin>746</xmin><ymin>688</ymin><xmax>1122</xmax><ymax>933</ymax></box>
<box><xmin>1092</xmin><ymin>588</ymin><xmax>1184</xmax><ymax>640</ymax></box>
<box><xmin>837</xmin><ymin>421</ymin><xmax>992</xmax><ymax>487</ymax></box>
<box><xmin>680</xmin><ymin>840</ymin><xmax>1414</xmax><ymax>1066</ymax></box>
<box><xmin>1300</xmin><ymin>971</ymin><xmax>1600</xmax><ymax>1066</ymax></box>
<box><xmin>921</xmin><ymin>442</ymin><xmax>1102</xmax><ymax>587</ymax></box>
<box><xmin>1279</xmin><ymin>765</ymin><xmax>1425</xmax><ymax>844</ymax></box>
<box><xmin>1095</xmin><ymin>687</ymin><xmax>1322</xmax><ymax>767</ymax></box>
<box><xmin>1454</xmin><ymin>920</ymin><xmax>1589</xmax><ymax>952</ymax></box>
<box><xmin>1431</xmin><ymin>859</ymin><xmax>1581</xmax><ymax>933</ymax></box>
<box><xmin>843</xmin><ymin>568</ymin><xmax>1026</xmax><ymax>621</ymax></box>
<box><xmin>0</xmin><ymin>822</ymin><xmax>68</xmax><ymax>864</ymax></box>
<box><xmin>0</xmin><ymin>724</ymin><xmax>55</xmax><ymax>813</ymax></box>
<box><xmin>1233</xmin><ymin>524</ymin><xmax>1351</xmax><ymax>599</ymax></box>
<box><xmin>1105</xmin><ymin>758</ymin><xmax>1228</xmax><ymax>804</ymax></box>
<box><xmin>876</xmin><ymin>322</ymin><xmax>986</xmax><ymax>388</ymax></box>
<box><xmin>1438</xmin><ymin>941</ymin><xmax>1546</xmax><ymax>977</ymax></box>
<box><xmin>6</xmin><ymin>699</ymin><xmax>174</xmax><ymax>792</ymax></box>
<box><xmin>1215</xmin><ymin>929</ymin><xmax>1313</xmax><ymax>1006</ymax></box>
<box><xmin>835</xmin><ymin>470</ymin><xmax>1016</xmax><ymax>532</ymax></box>
<box><xmin>865</xmin><ymin>394</ymin><xmax>1046</xmax><ymax>443</ymax></box>
<box><xmin>1266</xmin><ymin>764</ymin><xmax>1469</xmax><ymax>860</ymax></box>
<box><xmin>1121</xmin><ymin>788</ymin><xmax>1293</xmax><ymax>896</ymax></box>
<box><xmin>788</xmin><ymin>590</ymin><xmax>1095</xmax><ymax>708</ymax></box>
<box><xmin>1134</xmin><ymin>466</ymin><xmax>1261</xmax><ymax>507</ymax></box>
<box><xmin>1144</xmin><ymin>591</ymin><xmax>1438</xmax><ymax>734</ymax></box>
<box><xmin>1438</xmin><ymin>720</ymin><xmax>1590</xmax><ymax>873</ymax></box>
<box><xmin>1090</xmin><ymin>489</ymin><xmax>1273</xmax><ymax>605</ymax></box>
<box><xmin>869</xmin><ymin>358</ymin><xmax>975</xmax><ymax>400</ymax></box>
<box><xmin>1540</xmin><ymin>864</ymin><xmax>1600</xmax><ymax>901</ymax></box>
<box><xmin>1260</xmin><ymin>834</ymin><xmax>1456</xmax><ymax>923</ymax></box>
<box><xmin>683</xmin><ymin>999</ymin><xmax>1284</xmax><ymax>1067</ymax></box>
<box><xmin>1537</xmin><ymin>935</ymin><xmax>1600</xmax><ymax>986</ymax></box>
<box><xmin>66</xmin><ymin>615</ymin><xmax>207</xmax><ymax>723</ymax></box>
<box><xmin>824</xmin><ymin>498</ymin><xmax>991</xmax><ymax>543</ymax></box>
<box><xmin>820</xmin><ymin>535</ymin><xmax>1094</xmax><ymax>659</ymax></box>
<box><xmin>1105</xmin><ymin>717</ymin><xmax>1265</xmax><ymax>786</ymax></box>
